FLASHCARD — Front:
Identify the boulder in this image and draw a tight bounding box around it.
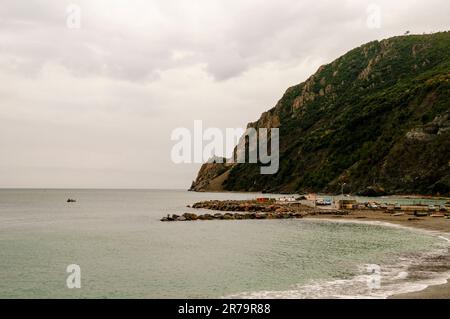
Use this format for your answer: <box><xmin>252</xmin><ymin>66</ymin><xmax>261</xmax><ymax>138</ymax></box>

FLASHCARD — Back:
<box><xmin>223</xmin><ymin>213</ymin><xmax>234</xmax><ymax>220</ymax></box>
<box><xmin>255</xmin><ymin>213</ymin><xmax>267</xmax><ymax>219</ymax></box>
<box><xmin>183</xmin><ymin>213</ymin><xmax>198</xmax><ymax>221</ymax></box>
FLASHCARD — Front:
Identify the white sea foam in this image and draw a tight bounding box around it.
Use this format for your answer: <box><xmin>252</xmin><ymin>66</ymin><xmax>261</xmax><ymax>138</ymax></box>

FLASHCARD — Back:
<box><xmin>225</xmin><ymin>219</ymin><xmax>450</xmax><ymax>299</ymax></box>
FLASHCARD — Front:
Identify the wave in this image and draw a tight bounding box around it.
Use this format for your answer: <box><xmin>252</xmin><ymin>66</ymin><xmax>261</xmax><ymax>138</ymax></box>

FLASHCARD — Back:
<box><xmin>224</xmin><ymin>220</ymin><xmax>450</xmax><ymax>299</ymax></box>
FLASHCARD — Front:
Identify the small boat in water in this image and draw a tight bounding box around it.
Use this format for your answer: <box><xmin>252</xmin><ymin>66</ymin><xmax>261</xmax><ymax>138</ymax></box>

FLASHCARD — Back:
<box><xmin>67</xmin><ymin>198</ymin><xmax>77</xmax><ymax>203</ymax></box>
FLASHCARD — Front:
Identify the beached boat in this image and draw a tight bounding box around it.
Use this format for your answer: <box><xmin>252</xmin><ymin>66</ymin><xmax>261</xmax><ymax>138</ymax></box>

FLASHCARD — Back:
<box><xmin>277</xmin><ymin>196</ymin><xmax>296</xmax><ymax>202</ymax></box>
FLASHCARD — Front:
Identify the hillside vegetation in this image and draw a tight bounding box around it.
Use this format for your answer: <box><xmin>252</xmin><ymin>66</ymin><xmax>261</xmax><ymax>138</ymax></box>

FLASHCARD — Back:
<box><xmin>190</xmin><ymin>32</ymin><xmax>450</xmax><ymax>196</ymax></box>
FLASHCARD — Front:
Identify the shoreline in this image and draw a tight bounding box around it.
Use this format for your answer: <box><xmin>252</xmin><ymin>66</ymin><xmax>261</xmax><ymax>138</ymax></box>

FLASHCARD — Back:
<box><xmin>305</xmin><ymin>211</ymin><xmax>450</xmax><ymax>299</ymax></box>
<box><xmin>182</xmin><ymin>198</ymin><xmax>450</xmax><ymax>298</ymax></box>
<box><xmin>190</xmin><ymin>190</ymin><xmax>450</xmax><ymax>201</ymax></box>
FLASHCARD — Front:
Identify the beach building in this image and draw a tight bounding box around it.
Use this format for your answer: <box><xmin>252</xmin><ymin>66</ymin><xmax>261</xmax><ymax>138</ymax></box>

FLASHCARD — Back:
<box><xmin>337</xmin><ymin>199</ymin><xmax>357</xmax><ymax>209</ymax></box>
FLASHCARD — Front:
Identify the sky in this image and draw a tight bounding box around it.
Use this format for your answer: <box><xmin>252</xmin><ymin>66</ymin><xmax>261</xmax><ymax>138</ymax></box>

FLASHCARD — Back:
<box><xmin>0</xmin><ymin>0</ymin><xmax>449</xmax><ymax>189</ymax></box>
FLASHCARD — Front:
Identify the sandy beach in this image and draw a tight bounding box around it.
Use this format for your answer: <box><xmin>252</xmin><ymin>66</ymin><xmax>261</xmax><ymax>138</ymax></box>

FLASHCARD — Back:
<box><xmin>306</xmin><ymin>210</ymin><xmax>450</xmax><ymax>299</ymax></box>
<box><xmin>181</xmin><ymin>198</ymin><xmax>450</xmax><ymax>299</ymax></box>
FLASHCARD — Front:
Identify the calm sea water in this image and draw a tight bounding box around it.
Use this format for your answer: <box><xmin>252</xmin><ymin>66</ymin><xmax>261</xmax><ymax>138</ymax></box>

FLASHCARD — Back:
<box><xmin>0</xmin><ymin>189</ymin><xmax>448</xmax><ymax>299</ymax></box>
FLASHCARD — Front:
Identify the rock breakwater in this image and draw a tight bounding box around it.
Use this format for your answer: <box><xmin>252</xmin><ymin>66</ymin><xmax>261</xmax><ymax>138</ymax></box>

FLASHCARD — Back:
<box><xmin>161</xmin><ymin>200</ymin><xmax>348</xmax><ymax>221</ymax></box>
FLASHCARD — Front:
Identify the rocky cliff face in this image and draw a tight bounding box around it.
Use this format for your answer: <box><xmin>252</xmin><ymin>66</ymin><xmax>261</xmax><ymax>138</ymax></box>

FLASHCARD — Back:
<box><xmin>189</xmin><ymin>158</ymin><xmax>231</xmax><ymax>192</ymax></box>
<box><xmin>190</xmin><ymin>32</ymin><xmax>450</xmax><ymax>195</ymax></box>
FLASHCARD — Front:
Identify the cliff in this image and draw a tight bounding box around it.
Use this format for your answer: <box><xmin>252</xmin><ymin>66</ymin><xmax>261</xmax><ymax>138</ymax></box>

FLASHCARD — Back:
<box><xmin>190</xmin><ymin>32</ymin><xmax>450</xmax><ymax>195</ymax></box>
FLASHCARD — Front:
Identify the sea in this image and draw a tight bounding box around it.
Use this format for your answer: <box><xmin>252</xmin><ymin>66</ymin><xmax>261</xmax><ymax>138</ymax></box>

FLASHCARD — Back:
<box><xmin>0</xmin><ymin>189</ymin><xmax>449</xmax><ymax>299</ymax></box>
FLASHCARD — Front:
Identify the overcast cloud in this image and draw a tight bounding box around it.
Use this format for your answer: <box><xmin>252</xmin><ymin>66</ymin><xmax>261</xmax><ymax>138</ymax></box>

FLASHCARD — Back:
<box><xmin>0</xmin><ymin>0</ymin><xmax>449</xmax><ymax>188</ymax></box>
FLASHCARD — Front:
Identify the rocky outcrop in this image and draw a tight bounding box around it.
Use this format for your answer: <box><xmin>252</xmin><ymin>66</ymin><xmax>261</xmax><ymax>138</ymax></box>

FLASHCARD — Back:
<box><xmin>189</xmin><ymin>158</ymin><xmax>231</xmax><ymax>192</ymax></box>
<box><xmin>161</xmin><ymin>200</ymin><xmax>348</xmax><ymax>221</ymax></box>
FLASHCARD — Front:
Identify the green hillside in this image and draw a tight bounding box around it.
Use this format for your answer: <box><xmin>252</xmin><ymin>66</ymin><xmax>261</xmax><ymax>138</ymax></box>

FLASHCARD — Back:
<box><xmin>191</xmin><ymin>32</ymin><xmax>450</xmax><ymax>196</ymax></box>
